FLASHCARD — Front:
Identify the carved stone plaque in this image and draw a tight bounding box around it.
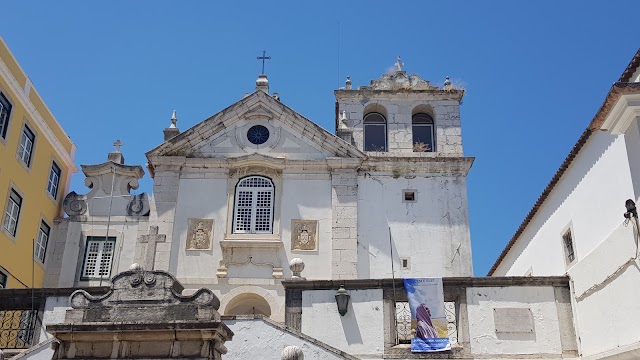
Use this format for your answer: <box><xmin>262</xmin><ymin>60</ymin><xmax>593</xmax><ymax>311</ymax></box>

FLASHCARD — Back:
<box><xmin>186</xmin><ymin>219</ymin><xmax>213</xmax><ymax>251</ymax></box>
<box><xmin>291</xmin><ymin>220</ymin><xmax>318</xmax><ymax>251</ymax></box>
<box><xmin>493</xmin><ymin>308</ymin><xmax>534</xmax><ymax>333</ymax></box>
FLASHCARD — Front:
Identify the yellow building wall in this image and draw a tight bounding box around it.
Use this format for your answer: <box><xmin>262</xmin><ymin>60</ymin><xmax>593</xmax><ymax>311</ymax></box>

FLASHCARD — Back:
<box><xmin>0</xmin><ymin>37</ymin><xmax>76</xmax><ymax>288</ymax></box>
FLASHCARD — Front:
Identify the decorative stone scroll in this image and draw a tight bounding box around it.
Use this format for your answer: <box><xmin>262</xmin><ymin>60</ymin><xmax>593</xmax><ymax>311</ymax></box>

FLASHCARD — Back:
<box><xmin>291</xmin><ymin>220</ymin><xmax>318</xmax><ymax>251</ymax></box>
<box><xmin>186</xmin><ymin>219</ymin><xmax>214</xmax><ymax>250</ymax></box>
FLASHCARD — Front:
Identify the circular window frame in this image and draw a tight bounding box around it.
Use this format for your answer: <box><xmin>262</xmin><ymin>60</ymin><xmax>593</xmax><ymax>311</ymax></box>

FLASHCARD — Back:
<box><xmin>247</xmin><ymin>125</ymin><xmax>270</xmax><ymax>145</ymax></box>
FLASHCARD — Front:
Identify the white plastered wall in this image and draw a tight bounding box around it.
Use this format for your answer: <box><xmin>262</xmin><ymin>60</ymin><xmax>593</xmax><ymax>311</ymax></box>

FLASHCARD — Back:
<box><xmin>357</xmin><ymin>174</ymin><xmax>473</xmax><ymax>278</ymax></box>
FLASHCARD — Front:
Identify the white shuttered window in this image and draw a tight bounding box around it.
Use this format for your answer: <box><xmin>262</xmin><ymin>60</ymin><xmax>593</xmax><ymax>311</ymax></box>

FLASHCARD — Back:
<box><xmin>233</xmin><ymin>176</ymin><xmax>274</xmax><ymax>234</ymax></box>
<box><xmin>82</xmin><ymin>237</ymin><xmax>116</xmax><ymax>279</ymax></box>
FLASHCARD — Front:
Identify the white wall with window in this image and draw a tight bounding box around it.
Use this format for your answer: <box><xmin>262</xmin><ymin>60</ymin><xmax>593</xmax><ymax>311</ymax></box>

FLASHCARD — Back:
<box><xmin>3</xmin><ymin>188</ymin><xmax>22</xmax><ymax>237</ymax></box>
<box><xmin>0</xmin><ymin>92</ymin><xmax>12</xmax><ymax>139</ymax></box>
<box><xmin>18</xmin><ymin>124</ymin><xmax>35</xmax><ymax>166</ymax></box>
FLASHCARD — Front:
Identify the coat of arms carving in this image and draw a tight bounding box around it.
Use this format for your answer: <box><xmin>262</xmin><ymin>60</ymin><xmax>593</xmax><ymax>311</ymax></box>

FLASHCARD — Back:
<box><xmin>291</xmin><ymin>220</ymin><xmax>318</xmax><ymax>251</ymax></box>
<box><xmin>186</xmin><ymin>219</ymin><xmax>214</xmax><ymax>251</ymax></box>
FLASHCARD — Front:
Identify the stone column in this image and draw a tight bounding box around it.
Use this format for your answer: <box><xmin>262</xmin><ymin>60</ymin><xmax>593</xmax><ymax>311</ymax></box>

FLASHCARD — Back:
<box><xmin>148</xmin><ymin>166</ymin><xmax>180</xmax><ymax>271</ymax></box>
<box><xmin>328</xmin><ymin>158</ymin><xmax>360</xmax><ymax>279</ymax></box>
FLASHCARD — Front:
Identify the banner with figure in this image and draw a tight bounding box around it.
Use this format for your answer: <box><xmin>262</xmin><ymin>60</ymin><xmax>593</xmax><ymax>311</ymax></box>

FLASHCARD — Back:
<box><xmin>403</xmin><ymin>278</ymin><xmax>450</xmax><ymax>352</ymax></box>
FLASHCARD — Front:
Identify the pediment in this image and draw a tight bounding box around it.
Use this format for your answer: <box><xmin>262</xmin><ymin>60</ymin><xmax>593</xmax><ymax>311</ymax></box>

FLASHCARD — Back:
<box><xmin>146</xmin><ymin>91</ymin><xmax>364</xmax><ymax>163</ymax></box>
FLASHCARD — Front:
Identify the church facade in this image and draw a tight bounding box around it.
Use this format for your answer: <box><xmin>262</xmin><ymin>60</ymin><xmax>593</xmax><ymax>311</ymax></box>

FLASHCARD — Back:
<box><xmin>43</xmin><ymin>64</ymin><xmax>474</xmax><ymax>322</ymax></box>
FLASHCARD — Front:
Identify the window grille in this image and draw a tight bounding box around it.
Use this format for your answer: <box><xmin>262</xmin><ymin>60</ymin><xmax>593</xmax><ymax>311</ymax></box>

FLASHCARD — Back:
<box><xmin>35</xmin><ymin>221</ymin><xmax>50</xmax><ymax>263</ymax></box>
<box><xmin>82</xmin><ymin>237</ymin><xmax>116</xmax><ymax>279</ymax></box>
<box><xmin>395</xmin><ymin>301</ymin><xmax>458</xmax><ymax>345</ymax></box>
<box><xmin>563</xmin><ymin>230</ymin><xmax>575</xmax><ymax>262</ymax></box>
<box><xmin>0</xmin><ymin>271</ymin><xmax>7</xmax><ymax>288</ymax></box>
<box><xmin>3</xmin><ymin>189</ymin><xmax>22</xmax><ymax>236</ymax></box>
<box><xmin>233</xmin><ymin>176</ymin><xmax>274</xmax><ymax>234</ymax></box>
<box><xmin>0</xmin><ymin>92</ymin><xmax>11</xmax><ymax>139</ymax></box>
<box><xmin>18</xmin><ymin>125</ymin><xmax>35</xmax><ymax>166</ymax></box>
<box><xmin>0</xmin><ymin>310</ymin><xmax>37</xmax><ymax>349</ymax></box>
<box><xmin>47</xmin><ymin>162</ymin><xmax>61</xmax><ymax>199</ymax></box>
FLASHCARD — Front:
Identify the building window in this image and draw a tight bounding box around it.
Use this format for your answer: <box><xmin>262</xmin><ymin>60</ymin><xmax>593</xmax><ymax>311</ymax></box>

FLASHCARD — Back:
<box><xmin>0</xmin><ymin>92</ymin><xmax>11</xmax><ymax>139</ymax></box>
<box><xmin>3</xmin><ymin>189</ymin><xmax>22</xmax><ymax>236</ymax></box>
<box><xmin>412</xmin><ymin>113</ymin><xmax>435</xmax><ymax>152</ymax></box>
<box><xmin>35</xmin><ymin>221</ymin><xmax>50</xmax><ymax>263</ymax></box>
<box><xmin>18</xmin><ymin>125</ymin><xmax>35</xmax><ymax>167</ymax></box>
<box><xmin>0</xmin><ymin>270</ymin><xmax>7</xmax><ymax>288</ymax></box>
<box><xmin>233</xmin><ymin>176</ymin><xmax>275</xmax><ymax>234</ymax></box>
<box><xmin>562</xmin><ymin>230</ymin><xmax>575</xmax><ymax>263</ymax></box>
<box><xmin>403</xmin><ymin>190</ymin><xmax>416</xmax><ymax>202</ymax></box>
<box><xmin>363</xmin><ymin>112</ymin><xmax>387</xmax><ymax>151</ymax></box>
<box><xmin>47</xmin><ymin>162</ymin><xmax>61</xmax><ymax>199</ymax></box>
<box><xmin>81</xmin><ymin>236</ymin><xmax>116</xmax><ymax>279</ymax></box>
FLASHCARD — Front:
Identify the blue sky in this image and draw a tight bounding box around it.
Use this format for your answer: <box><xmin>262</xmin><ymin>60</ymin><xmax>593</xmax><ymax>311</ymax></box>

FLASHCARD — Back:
<box><xmin>2</xmin><ymin>1</ymin><xmax>638</xmax><ymax>276</ymax></box>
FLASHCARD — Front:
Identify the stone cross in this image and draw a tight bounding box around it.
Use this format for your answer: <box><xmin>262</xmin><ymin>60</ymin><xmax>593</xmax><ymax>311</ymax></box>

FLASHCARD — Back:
<box><xmin>113</xmin><ymin>139</ymin><xmax>123</xmax><ymax>152</ymax></box>
<box><xmin>139</xmin><ymin>226</ymin><xmax>166</xmax><ymax>270</ymax></box>
<box><xmin>395</xmin><ymin>56</ymin><xmax>404</xmax><ymax>71</ymax></box>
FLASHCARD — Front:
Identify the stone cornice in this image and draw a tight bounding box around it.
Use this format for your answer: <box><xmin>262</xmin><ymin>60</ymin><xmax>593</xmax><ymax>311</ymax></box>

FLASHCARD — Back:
<box><xmin>335</xmin><ymin>89</ymin><xmax>464</xmax><ymax>102</ymax></box>
<box><xmin>81</xmin><ymin>160</ymin><xmax>145</xmax><ymax>178</ymax></box>
<box><xmin>148</xmin><ymin>155</ymin><xmax>473</xmax><ymax>175</ymax></box>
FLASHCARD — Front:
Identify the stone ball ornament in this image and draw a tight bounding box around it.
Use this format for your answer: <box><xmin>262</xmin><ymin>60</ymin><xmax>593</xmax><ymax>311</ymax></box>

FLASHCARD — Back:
<box><xmin>281</xmin><ymin>345</ymin><xmax>304</xmax><ymax>360</ymax></box>
<box><xmin>129</xmin><ymin>263</ymin><xmax>143</xmax><ymax>271</ymax></box>
<box><xmin>289</xmin><ymin>258</ymin><xmax>306</xmax><ymax>280</ymax></box>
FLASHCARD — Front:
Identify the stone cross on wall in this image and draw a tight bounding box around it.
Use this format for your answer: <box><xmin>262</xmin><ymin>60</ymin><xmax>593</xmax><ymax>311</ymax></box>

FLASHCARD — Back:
<box><xmin>395</xmin><ymin>56</ymin><xmax>404</xmax><ymax>71</ymax></box>
<box><xmin>138</xmin><ymin>226</ymin><xmax>166</xmax><ymax>270</ymax></box>
<box><xmin>113</xmin><ymin>139</ymin><xmax>123</xmax><ymax>152</ymax></box>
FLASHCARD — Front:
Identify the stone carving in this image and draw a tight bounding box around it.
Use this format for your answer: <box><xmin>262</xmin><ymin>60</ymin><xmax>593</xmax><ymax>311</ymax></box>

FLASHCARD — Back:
<box><xmin>63</xmin><ymin>192</ymin><xmax>87</xmax><ymax>216</ymax></box>
<box><xmin>127</xmin><ymin>193</ymin><xmax>150</xmax><ymax>216</ymax></box>
<box><xmin>138</xmin><ymin>226</ymin><xmax>166</xmax><ymax>271</ymax></box>
<box><xmin>289</xmin><ymin>258</ymin><xmax>306</xmax><ymax>280</ymax></box>
<box><xmin>187</xmin><ymin>219</ymin><xmax>214</xmax><ymax>250</ymax></box>
<box><xmin>291</xmin><ymin>220</ymin><xmax>318</xmax><ymax>251</ymax></box>
<box><xmin>361</xmin><ymin>71</ymin><xmax>439</xmax><ymax>91</ymax></box>
<box><xmin>282</xmin><ymin>345</ymin><xmax>304</xmax><ymax>360</ymax></box>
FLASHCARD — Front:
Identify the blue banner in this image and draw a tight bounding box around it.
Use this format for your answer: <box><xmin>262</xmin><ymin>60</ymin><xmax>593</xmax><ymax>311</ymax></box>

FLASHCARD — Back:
<box><xmin>404</xmin><ymin>278</ymin><xmax>451</xmax><ymax>352</ymax></box>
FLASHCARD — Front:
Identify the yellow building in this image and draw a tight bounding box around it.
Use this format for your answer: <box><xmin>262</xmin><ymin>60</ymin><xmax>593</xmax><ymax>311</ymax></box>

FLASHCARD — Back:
<box><xmin>0</xmin><ymin>36</ymin><xmax>76</xmax><ymax>288</ymax></box>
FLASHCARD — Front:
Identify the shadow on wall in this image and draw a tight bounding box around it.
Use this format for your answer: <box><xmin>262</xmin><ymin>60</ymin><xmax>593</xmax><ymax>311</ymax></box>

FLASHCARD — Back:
<box><xmin>339</xmin><ymin>300</ymin><xmax>364</xmax><ymax>345</ymax></box>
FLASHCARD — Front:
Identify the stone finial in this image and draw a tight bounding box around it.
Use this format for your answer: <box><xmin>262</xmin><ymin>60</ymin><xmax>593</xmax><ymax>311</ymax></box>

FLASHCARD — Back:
<box><xmin>339</xmin><ymin>110</ymin><xmax>348</xmax><ymax>130</ymax></box>
<box><xmin>282</xmin><ymin>345</ymin><xmax>304</xmax><ymax>360</ymax></box>
<box><xmin>395</xmin><ymin>56</ymin><xmax>404</xmax><ymax>71</ymax></box>
<box><xmin>129</xmin><ymin>263</ymin><xmax>143</xmax><ymax>271</ymax></box>
<box><xmin>164</xmin><ymin>109</ymin><xmax>180</xmax><ymax>141</ymax></box>
<box><xmin>345</xmin><ymin>75</ymin><xmax>352</xmax><ymax>90</ymax></box>
<box><xmin>170</xmin><ymin>110</ymin><xmax>177</xmax><ymax>128</ymax></box>
<box><xmin>289</xmin><ymin>258</ymin><xmax>306</xmax><ymax>280</ymax></box>
<box><xmin>108</xmin><ymin>139</ymin><xmax>125</xmax><ymax>164</ymax></box>
<box><xmin>256</xmin><ymin>74</ymin><xmax>269</xmax><ymax>93</ymax></box>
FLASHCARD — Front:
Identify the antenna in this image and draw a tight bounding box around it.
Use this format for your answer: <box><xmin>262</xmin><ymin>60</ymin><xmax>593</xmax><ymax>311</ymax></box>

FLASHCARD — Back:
<box><xmin>337</xmin><ymin>20</ymin><xmax>341</xmax><ymax>88</ymax></box>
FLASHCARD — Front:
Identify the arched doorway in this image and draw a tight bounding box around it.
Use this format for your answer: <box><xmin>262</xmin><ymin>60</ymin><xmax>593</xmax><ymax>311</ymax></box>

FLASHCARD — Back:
<box><xmin>224</xmin><ymin>293</ymin><xmax>272</xmax><ymax>317</ymax></box>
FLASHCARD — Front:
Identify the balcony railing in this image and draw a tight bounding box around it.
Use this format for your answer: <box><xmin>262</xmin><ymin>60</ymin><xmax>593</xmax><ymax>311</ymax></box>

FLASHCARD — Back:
<box><xmin>0</xmin><ymin>309</ymin><xmax>37</xmax><ymax>349</ymax></box>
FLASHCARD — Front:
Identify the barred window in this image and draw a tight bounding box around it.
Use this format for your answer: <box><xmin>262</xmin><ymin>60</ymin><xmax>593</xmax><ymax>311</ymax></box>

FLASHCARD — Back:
<box><xmin>0</xmin><ymin>270</ymin><xmax>7</xmax><ymax>288</ymax></box>
<box><xmin>81</xmin><ymin>237</ymin><xmax>116</xmax><ymax>279</ymax></box>
<box><xmin>233</xmin><ymin>176</ymin><xmax>274</xmax><ymax>234</ymax></box>
<box><xmin>35</xmin><ymin>221</ymin><xmax>50</xmax><ymax>263</ymax></box>
<box><xmin>0</xmin><ymin>92</ymin><xmax>11</xmax><ymax>139</ymax></box>
<box><xmin>47</xmin><ymin>162</ymin><xmax>61</xmax><ymax>199</ymax></box>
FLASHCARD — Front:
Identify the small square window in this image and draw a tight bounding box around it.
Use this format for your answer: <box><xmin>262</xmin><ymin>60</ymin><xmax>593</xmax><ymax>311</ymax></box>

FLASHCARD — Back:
<box><xmin>562</xmin><ymin>230</ymin><xmax>575</xmax><ymax>263</ymax></box>
<box><xmin>403</xmin><ymin>190</ymin><xmax>416</xmax><ymax>202</ymax></box>
<box><xmin>401</xmin><ymin>257</ymin><xmax>410</xmax><ymax>269</ymax></box>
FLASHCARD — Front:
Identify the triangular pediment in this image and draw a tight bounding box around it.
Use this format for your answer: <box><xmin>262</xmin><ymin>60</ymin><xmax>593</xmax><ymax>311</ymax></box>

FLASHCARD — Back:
<box><xmin>146</xmin><ymin>91</ymin><xmax>364</xmax><ymax>162</ymax></box>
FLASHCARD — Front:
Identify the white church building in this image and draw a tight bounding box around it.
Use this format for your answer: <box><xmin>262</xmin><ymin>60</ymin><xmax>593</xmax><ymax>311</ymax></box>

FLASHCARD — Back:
<box><xmin>43</xmin><ymin>62</ymin><xmax>474</xmax><ymax>322</ymax></box>
<box><xmin>490</xmin><ymin>49</ymin><xmax>640</xmax><ymax>360</ymax></box>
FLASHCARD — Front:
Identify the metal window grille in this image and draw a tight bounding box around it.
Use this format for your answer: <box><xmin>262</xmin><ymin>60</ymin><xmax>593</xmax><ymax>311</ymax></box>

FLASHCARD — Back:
<box><xmin>0</xmin><ymin>309</ymin><xmax>37</xmax><ymax>349</ymax></box>
<box><xmin>563</xmin><ymin>231</ymin><xmax>575</xmax><ymax>262</ymax></box>
<box><xmin>3</xmin><ymin>190</ymin><xmax>22</xmax><ymax>236</ymax></box>
<box><xmin>395</xmin><ymin>301</ymin><xmax>458</xmax><ymax>345</ymax></box>
<box><xmin>35</xmin><ymin>221</ymin><xmax>50</xmax><ymax>263</ymax></box>
<box><xmin>47</xmin><ymin>162</ymin><xmax>61</xmax><ymax>199</ymax></box>
<box><xmin>81</xmin><ymin>237</ymin><xmax>116</xmax><ymax>279</ymax></box>
<box><xmin>233</xmin><ymin>176</ymin><xmax>274</xmax><ymax>234</ymax></box>
<box><xmin>0</xmin><ymin>93</ymin><xmax>11</xmax><ymax>139</ymax></box>
<box><xmin>18</xmin><ymin>126</ymin><xmax>35</xmax><ymax>166</ymax></box>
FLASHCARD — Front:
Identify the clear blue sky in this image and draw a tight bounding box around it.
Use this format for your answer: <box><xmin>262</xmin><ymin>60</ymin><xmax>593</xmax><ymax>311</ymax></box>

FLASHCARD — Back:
<box><xmin>2</xmin><ymin>1</ymin><xmax>638</xmax><ymax>276</ymax></box>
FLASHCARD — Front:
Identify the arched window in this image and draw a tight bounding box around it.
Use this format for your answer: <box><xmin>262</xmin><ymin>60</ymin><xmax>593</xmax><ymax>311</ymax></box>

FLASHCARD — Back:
<box><xmin>233</xmin><ymin>176</ymin><xmax>274</xmax><ymax>234</ymax></box>
<box><xmin>412</xmin><ymin>113</ymin><xmax>435</xmax><ymax>152</ymax></box>
<box><xmin>364</xmin><ymin>112</ymin><xmax>387</xmax><ymax>151</ymax></box>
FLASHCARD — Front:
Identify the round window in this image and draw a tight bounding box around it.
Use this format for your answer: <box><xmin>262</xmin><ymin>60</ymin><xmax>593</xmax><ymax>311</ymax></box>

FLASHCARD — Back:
<box><xmin>247</xmin><ymin>125</ymin><xmax>270</xmax><ymax>145</ymax></box>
